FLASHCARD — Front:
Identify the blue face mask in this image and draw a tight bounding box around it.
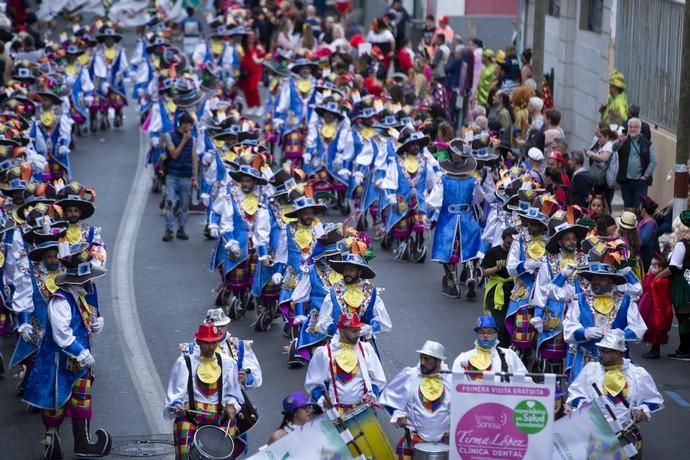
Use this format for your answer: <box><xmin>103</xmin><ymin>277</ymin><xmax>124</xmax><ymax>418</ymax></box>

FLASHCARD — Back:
<box><xmin>591</xmin><ymin>282</ymin><xmax>611</xmax><ymax>296</ymax></box>
<box><xmin>477</xmin><ymin>338</ymin><xmax>497</xmax><ymax>349</ymax></box>
<box><xmin>45</xmin><ymin>262</ymin><xmax>59</xmax><ymax>271</ymax></box>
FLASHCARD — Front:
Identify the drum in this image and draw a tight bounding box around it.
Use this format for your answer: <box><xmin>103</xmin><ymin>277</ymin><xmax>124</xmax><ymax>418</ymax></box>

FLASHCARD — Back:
<box><xmin>189</xmin><ymin>426</ymin><xmax>234</xmax><ymax>460</ymax></box>
<box><xmin>235</xmin><ymin>388</ymin><xmax>259</xmax><ymax>435</ymax></box>
<box><xmin>413</xmin><ymin>442</ymin><xmax>450</xmax><ymax>460</ymax></box>
<box><xmin>342</xmin><ymin>404</ymin><xmax>395</xmax><ymax>460</ymax></box>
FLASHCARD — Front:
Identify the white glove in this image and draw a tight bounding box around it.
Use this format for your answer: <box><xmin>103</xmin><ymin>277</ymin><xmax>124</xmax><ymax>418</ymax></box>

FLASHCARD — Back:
<box><xmin>91</xmin><ymin>316</ymin><xmax>104</xmax><ymax>334</ymax></box>
<box><xmin>202</xmin><ymin>152</ymin><xmax>213</xmax><ymax>165</ymax></box>
<box><xmin>137</xmin><ymin>87</ymin><xmax>145</xmax><ymax>98</ymax></box>
<box><xmin>359</xmin><ymin>324</ymin><xmax>373</xmax><ymax>339</ymax></box>
<box><xmin>584</xmin><ymin>327</ymin><xmax>604</xmax><ymax>340</ymax></box>
<box><xmin>58</xmin><ymin>145</ymin><xmax>70</xmax><ymax>155</ymax></box>
<box><xmin>271</xmin><ymin>272</ymin><xmax>283</xmax><ymax>285</ymax></box>
<box><xmin>201</xmin><ymin>193</ymin><xmax>210</xmax><ymax>208</ymax></box>
<box><xmin>302</xmin><ymin>152</ymin><xmax>312</xmax><ymax>164</ymax></box>
<box><xmin>562</xmin><ymin>264</ymin><xmax>577</xmax><ymax>278</ymax></box>
<box><xmin>123</xmin><ymin>77</ymin><xmax>132</xmax><ymax>85</ymax></box>
<box><xmin>77</xmin><ymin>349</ymin><xmax>96</xmax><ymax>369</ymax></box>
<box><xmin>293</xmin><ymin>315</ymin><xmax>308</xmax><ymax>325</ymax></box>
<box><xmin>387</xmin><ymin>193</ymin><xmax>397</xmax><ymax>205</ymax></box>
<box><xmin>84</xmin><ymin>95</ymin><xmax>94</xmax><ymax>106</ymax></box>
<box><xmin>353</xmin><ymin>171</ymin><xmax>364</xmax><ymax>186</ymax></box>
<box><xmin>374</xmin><ymin>179</ymin><xmax>385</xmax><ymax>189</ymax></box>
<box><xmin>209</xmin><ymin>227</ymin><xmax>219</xmax><ymax>238</ymax></box>
<box><xmin>337</xmin><ymin>168</ymin><xmax>351</xmax><ymax>179</ymax></box>
<box><xmin>151</xmin><ymin>136</ymin><xmax>160</xmax><ymax>147</ymax></box>
<box><xmin>524</xmin><ymin>259</ymin><xmax>542</xmax><ymax>272</ymax></box>
<box><xmin>100</xmin><ymin>82</ymin><xmax>109</xmax><ymax>94</ymax></box>
<box><xmin>18</xmin><ymin>323</ymin><xmax>34</xmax><ymax>342</ymax></box>
<box><xmin>333</xmin><ymin>153</ymin><xmax>344</xmax><ymax>170</ymax></box>
<box><xmin>225</xmin><ymin>239</ymin><xmax>241</xmax><ymax>257</ymax></box>
<box><xmin>529</xmin><ymin>317</ymin><xmax>544</xmax><ymax>333</ymax></box>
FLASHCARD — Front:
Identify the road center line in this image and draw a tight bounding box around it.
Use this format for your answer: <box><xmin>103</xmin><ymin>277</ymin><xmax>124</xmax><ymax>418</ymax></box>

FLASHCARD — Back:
<box><xmin>110</xmin><ymin>127</ymin><xmax>169</xmax><ymax>433</ymax></box>
<box><xmin>665</xmin><ymin>390</ymin><xmax>690</xmax><ymax>408</ymax></box>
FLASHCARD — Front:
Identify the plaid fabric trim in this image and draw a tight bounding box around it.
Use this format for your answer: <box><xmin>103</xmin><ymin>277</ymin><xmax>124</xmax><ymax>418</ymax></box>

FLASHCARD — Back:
<box><xmin>173</xmin><ymin>418</ymin><xmax>195</xmax><ymax>460</ymax></box>
<box><xmin>41</xmin><ymin>408</ymin><xmax>66</xmax><ymax>429</ymax></box>
<box><xmin>194</xmin><ymin>374</ymin><xmax>219</xmax><ymax>399</ymax></box>
<box><xmin>65</xmin><ymin>376</ymin><xmax>93</xmax><ymax>419</ymax></box>
<box><xmin>228</xmin><ymin>251</ymin><xmax>258</xmax><ymax>291</ymax></box>
<box><xmin>512</xmin><ymin>308</ymin><xmax>536</xmax><ymax>346</ymax></box>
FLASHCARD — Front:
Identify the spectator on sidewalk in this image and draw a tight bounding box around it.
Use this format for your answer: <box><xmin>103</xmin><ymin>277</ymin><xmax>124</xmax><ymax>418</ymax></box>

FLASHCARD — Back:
<box><xmin>586</xmin><ymin>122</ymin><xmax>617</xmax><ymax>210</ymax></box>
<box><xmin>162</xmin><ymin>113</ymin><xmax>198</xmax><ymax>242</ymax></box>
<box><xmin>434</xmin><ymin>15</ymin><xmax>455</xmax><ymax>44</ymax></box>
<box><xmin>430</xmin><ymin>34</ymin><xmax>450</xmax><ymax>84</ymax></box>
<box><xmin>386</xmin><ymin>0</ymin><xmax>410</xmax><ymax>46</ymax></box>
<box><xmin>628</xmin><ymin>104</ymin><xmax>652</xmax><ymax>141</ymax></box>
<box><xmin>616</xmin><ymin>117</ymin><xmax>657</xmax><ymax>209</ymax></box>
<box><xmin>568</xmin><ymin>150</ymin><xmax>593</xmax><ymax>207</ymax></box>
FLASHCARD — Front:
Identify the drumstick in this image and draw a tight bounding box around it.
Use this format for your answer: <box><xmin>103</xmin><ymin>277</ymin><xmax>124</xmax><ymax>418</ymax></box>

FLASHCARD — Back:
<box><xmin>224</xmin><ymin>419</ymin><xmax>232</xmax><ymax>438</ymax></box>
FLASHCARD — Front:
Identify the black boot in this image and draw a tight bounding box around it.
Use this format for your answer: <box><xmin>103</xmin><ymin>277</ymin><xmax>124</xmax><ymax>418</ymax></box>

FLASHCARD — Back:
<box><xmin>89</xmin><ymin>113</ymin><xmax>98</xmax><ymax>133</ymax></box>
<box><xmin>72</xmin><ymin>418</ymin><xmax>112</xmax><ymax>458</ymax></box>
<box><xmin>43</xmin><ymin>430</ymin><xmax>63</xmax><ymax>460</ymax></box>
<box><xmin>114</xmin><ymin>110</ymin><xmax>123</xmax><ymax>127</ymax></box>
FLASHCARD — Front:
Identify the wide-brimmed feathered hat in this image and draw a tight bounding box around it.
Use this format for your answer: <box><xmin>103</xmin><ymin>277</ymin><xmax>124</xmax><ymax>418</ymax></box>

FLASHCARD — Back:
<box><xmin>29</xmin><ymin>240</ymin><xmax>60</xmax><ymax>262</ymax></box>
<box><xmin>55</xmin><ymin>243</ymin><xmax>106</xmax><ymax>286</ymax></box>
<box><xmin>328</xmin><ymin>252</ymin><xmax>376</xmax><ymax>279</ymax></box>
<box><xmin>396</xmin><ymin>131</ymin><xmax>429</xmax><ymax>155</ymax></box>
<box><xmin>96</xmin><ymin>26</ymin><xmax>122</xmax><ymax>43</ymax></box>
<box><xmin>228</xmin><ymin>159</ymin><xmax>268</xmax><ymax>186</ymax></box>
<box><xmin>55</xmin><ymin>182</ymin><xmax>96</xmax><ymax>220</ymax></box>
<box><xmin>545</xmin><ymin>209</ymin><xmax>589</xmax><ymax>253</ymax></box>
<box><xmin>315</xmin><ymin>98</ymin><xmax>345</xmax><ymax>120</ymax></box>
<box><xmin>577</xmin><ymin>262</ymin><xmax>626</xmax><ymax>285</ymax></box>
<box><xmin>283</xmin><ymin>190</ymin><xmax>327</xmax><ymax>218</ymax></box>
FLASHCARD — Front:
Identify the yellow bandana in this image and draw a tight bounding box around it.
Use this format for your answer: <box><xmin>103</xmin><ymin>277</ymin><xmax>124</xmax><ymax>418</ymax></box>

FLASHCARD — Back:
<box><xmin>297</xmin><ymin>79</ymin><xmax>312</xmax><ymax>94</ymax></box>
<box><xmin>603</xmin><ymin>364</ymin><xmax>627</xmax><ymax>397</ymax></box>
<box><xmin>65</xmin><ymin>64</ymin><xmax>77</xmax><ymax>76</ymax></box>
<box><xmin>469</xmin><ymin>345</ymin><xmax>492</xmax><ymax>371</ymax></box>
<box><xmin>526</xmin><ymin>237</ymin><xmax>546</xmax><ymax>261</ymax></box>
<box><xmin>197</xmin><ymin>356</ymin><xmax>222</xmax><ymax>384</ymax></box>
<box><xmin>104</xmin><ymin>47</ymin><xmax>116</xmax><ymax>61</ymax></box>
<box><xmin>335</xmin><ymin>343</ymin><xmax>358</xmax><ymax>373</ymax></box>
<box><xmin>294</xmin><ymin>225</ymin><xmax>313</xmax><ymax>250</ymax></box>
<box><xmin>419</xmin><ymin>375</ymin><xmax>444</xmax><ymax>401</ymax></box>
<box><xmin>66</xmin><ymin>224</ymin><xmax>82</xmax><ymax>245</ymax></box>
<box><xmin>78</xmin><ymin>293</ymin><xmax>92</xmax><ymax>317</ymax></box>
<box><xmin>343</xmin><ymin>283</ymin><xmax>364</xmax><ymax>309</ymax></box>
<box><xmin>78</xmin><ymin>54</ymin><xmax>89</xmax><ymax>65</ymax></box>
<box><xmin>362</xmin><ymin>127</ymin><xmax>376</xmax><ymax>139</ymax></box>
<box><xmin>166</xmin><ymin>100</ymin><xmax>177</xmax><ymax>114</ymax></box>
<box><xmin>0</xmin><ymin>251</ymin><xmax>4</xmax><ymax>268</ymax></box>
<box><xmin>328</xmin><ymin>270</ymin><xmax>344</xmax><ymax>285</ymax></box>
<box><xmin>153</xmin><ymin>55</ymin><xmax>161</xmax><ymax>70</ymax></box>
<box><xmin>321</xmin><ymin>123</ymin><xmax>336</xmax><ymax>139</ymax></box>
<box><xmin>559</xmin><ymin>252</ymin><xmax>577</xmax><ymax>270</ymax></box>
<box><xmin>281</xmin><ymin>204</ymin><xmax>296</xmax><ymax>223</ymax></box>
<box><xmin>211</xmin><ymin>41</ymin><xmax>223</xmax><ymax>56</ymax></box>
<box><xmin>403</xmin><ymin>154</ymin><xmax>419</xmax><ymax>174</ymax></box>
<box><xmin>242</xmin><ymin>194</ymin><xmax>259</xmax><ymax>216</ymax></box>
<box><xmin>593</xmin><ymin>295</ymin><xmax>615</xmax><ymax>315</ymax></box>
<box><xmin>213</xmin><ymin>138</ymin><xmax>224</xmax><ymax>148</ymax></box>
<box><xmin>44</xmin><ymin>272</ymin><xmax>58</xmax><ymax>294</ymax></box>
<box><xmin>40</xmin><ymin>110</ymin><xmax>55</xmax><ymax>127</ymax></box>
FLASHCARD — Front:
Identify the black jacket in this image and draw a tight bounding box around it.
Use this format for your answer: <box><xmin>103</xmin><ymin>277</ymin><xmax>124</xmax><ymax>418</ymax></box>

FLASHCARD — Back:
<box><xmin>569</xmin><ymin>170</ymin><xmax>594</xmax><ymax>207</ymax></box>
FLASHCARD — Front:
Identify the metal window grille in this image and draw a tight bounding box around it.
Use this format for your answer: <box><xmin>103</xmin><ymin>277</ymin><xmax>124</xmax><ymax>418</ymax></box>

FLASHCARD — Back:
<box><xmin>615</xmin><ymin>0</ymin><xmax>683</xmax><ymax>131</ymax></box>
<box><xmin>580</xmin><ymin>0</ymin><xmax>604</xmax><ymax>33</ymax></box>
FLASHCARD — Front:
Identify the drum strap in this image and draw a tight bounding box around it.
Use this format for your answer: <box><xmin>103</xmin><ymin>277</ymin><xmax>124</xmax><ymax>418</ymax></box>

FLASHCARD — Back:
<box><xmin>184</xmin><ymin>354</ymin><xmax>224</xmax><ymax>411</ymax></box>
<box><xmin>355</xmin><ymin>342</ymin><xmax>373</xmax><ymax>395</ymax></box>
<box><xmin>326</xmin><ymin>344</ymin><xmax>340</xmax><ymax>405</ymax></box>
<box><xmin>496</xmin><ymin>348</ymin><xmax>510</xmax><ymax>383</ymax></box>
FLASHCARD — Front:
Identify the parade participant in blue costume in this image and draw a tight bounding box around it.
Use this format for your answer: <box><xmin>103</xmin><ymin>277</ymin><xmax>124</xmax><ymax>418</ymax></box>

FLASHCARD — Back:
<box><xmin>210</xmin><ymin>157</ymin><xmax>270</xmax><ymax>319</ymax></box>
<box><xmin>428</xmin><ymin>138</ymin><xmax>485</xmax><ymax>299</ymax></box>
<box><xmin>145</xmin><ymin>74</ymin><xmax>176</xmax><ymax>191</ymax></box>
<box><xmin>305</xmin><ymin>95</ymin><xmax>349</xmax><ymax>176</ymax></box>
<box><xmin>563</xmin><ymin>260</ymin><xmax>647</xmax><ymax>382</ymax></box>
<box><xmin>10</xmin><ymin>205</ymin><xmax>67</xmax><ymax>396</ymax></box>
<box><xmin>315</xmin><ymin>245</ymin><xmax>392</xmax><ymax>340</ymax></box>
<box><xmin>277</xmin><ymin>189</ymin><xmax>326</xmax><ymax>342</ymax></box>
<box><xmin>452</xmin><ymin>315</ymin><xmax>529</xmax><ymax>381</ymax></box>
<box><xmin>22</xmin><ymin>244</ymin><xmax>111</xmax><ymax>460</ymax></box>
<box><xmin>505</xmin><ymin>200</ymin><xmax>549</xmax><ymax>356</ymax></box>
<box><xmin>382</xmin><ymin>129</ymin><xmax>437</xmax><ymax>262</ymax></box>
<box><xmin>531</xmin><ymin>209</ymin><xmax>589</xmax><ymax>374</ymax></box>
<box><xmin>62</xmin><ymin>43</ymin><xmax>95</xmax><ymax>137</ymax></box>
<box><xmin>92</xmin><ymin>24</ymin><xmax>129</xmax><ymax>130</ymax></box>
<box><xmin>250</xmin><ymin>167</ymin><xmax>295</xmax><ymax>332</ymax></box>
<box><xmin>30</xmin><ymin>88</ymin><xmax>72</xmax><ymax>182</ymax></box>
<box><xmin>480</xmin><ymin>175</ymin><xmax>521</xmax><ymax>255</ymax></box>
<box><xmin>306</xmin><ymin>312</ymin><xmax>386</xmax><ymax>413</ymax></box>
<box><xmin>133</xmin><ymin>35</ymin><xmax>170</xmax><ymax>116</ymax></box>
<box><xmin>274</xmin><ymin>57</ymin><xmax>319</xmax><ymax>137</ymax></box>
<box><xmin>379</xmin><ymin>340</ymin><xmax>452</xmax><ymax>458</ymax></box>
<box><xmin>291</xmin><ymin>224</ymin><xmax>347</xmax><ymax>362</ymax></box>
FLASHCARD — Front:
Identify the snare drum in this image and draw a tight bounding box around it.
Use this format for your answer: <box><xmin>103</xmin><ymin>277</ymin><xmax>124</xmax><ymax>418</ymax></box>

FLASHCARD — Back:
<box><xmin>413</xmin><ymin>442</ymin><xmax>450</xmax><ymax>460</ymax></box>
<box><xmin>342</xmin><ymin>404</ymin><xmax>395</xmax><ymax>460</ymax></box>
<box><xmin>189</xmin><ymin>426</ymin><xmax>234</xmax><ymax>460</ymax></box>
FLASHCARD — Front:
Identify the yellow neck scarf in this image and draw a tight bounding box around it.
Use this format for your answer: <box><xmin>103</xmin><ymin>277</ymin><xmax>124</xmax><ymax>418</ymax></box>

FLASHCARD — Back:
<box><xmin>0</xmin><ymin>250</ymin><xmax>4</xmax><ymax>268</ymax></box>
<box><xmin>593</xmin><ymin>294</ymin><xmax>615</xmax><ymax>315</ymax></box>
<box><xmin>294</xmin><ymin>224</ymin><xmax>313</xmax><ymax>250</ymax></box>
<box><xmin>67</xmin><ymin>224</ymin><xmax>82</xmax><ymax>245</ymax></box>
<box><xmin>343</xmin><ymin>282</ymin><xmax>364</xmax><ymax>309</ymax></box>
<box><xmin>297</xmin><ymin>79</ymin><xmax>312</xmax><ymax>94</ymax></box>
<box><xmin>78</xmin><ymin>54</ymin><xmax>89</xmax><ymax>65</ymax></box>
<box><xmin>44</xmin><ymin>271</ymin><xmax>58</xmax><ymax>294</ymax></box>
<box><xmin>335</xmin><ymin>342</ymin><xmax>358</xmax><ymax>373</ymax></box>
<box><xmin>419</xmin><ymin>375</ymin><xmax>444</xmax><ymax>401</ymax></box>
<box><xmin>603</xmin><ymin>364</ymin><xmax>627</xmax><ymax>397</ymax></box>
<box><xmin>526</xmin><ymin>236</ymin><xmax>546</xmax><ymax>260</ymax></box>
<box><xmin>65</xmin><ymin>64</ymin><xmax>77</xmax><ymax>76</ymax></box>
<box><xmin>197</xmin><ymin>355</ymin><xmax>222</xmax><ymax>384</ymax></box>
<box><xmin>211</xmin><ymin>41</ymin><xmax>223</xmax><ymax>56</ymax></box>
<box><xmin>328</xmin><ymin>270</ymin><xmax>343</xmax><ymax>285</ymax></box>
<box><xmin>104</xmin><ymin>47</ymin><xmax>116</xmax><ymax>61</ymax></box>
<box><xmin>41</xmin><ymin>110</ymin><xmax>55</xmax><ymax>127</ymax></box>
<box><xmin>469</xmin><ymin>345</ymin><xmax>493</xmax><ymax>371</ymax></box>
<box><xmin>403</xmin><ymin>153</ymin><xmax>420</xmax><ymax>174</ymax></box>
<box><xmin>281</xmin><ymin>204</ymin><xmax>296</xmax><ymax>223</ymax></box>
<box><xmin>321</xmin><ymin>122</ymin><xmax>336</xmax><ymax>140</ymax></box>
<box><xmin>166</xmin><ymin>100</ymin><xmax>177</xmax><ymax>115</ymax></box>
<box><xmin>242</xmin><ymin>194</ymin><xmax>259</xmax><ymax>216</ymax></box>
<box><xmin>362</xmin><ymin>127</ymin><xmax>376</xmax><ymax>139</ymax></box>
<box><xmin>559</xmin><ymin>252</ymin><xmax>576</xmax><ymax>270</ymax></box>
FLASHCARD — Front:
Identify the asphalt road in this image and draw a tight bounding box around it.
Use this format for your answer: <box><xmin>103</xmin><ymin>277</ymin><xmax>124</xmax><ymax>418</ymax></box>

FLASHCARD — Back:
<box><xmin>1</xmin><ymin>34</ymin><xmax>689</xmax><ymax>460</ymax></box>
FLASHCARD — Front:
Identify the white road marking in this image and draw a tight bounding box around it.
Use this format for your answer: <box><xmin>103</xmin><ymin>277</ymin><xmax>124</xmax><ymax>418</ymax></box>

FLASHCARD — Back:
<box><xmin>111</xmin><ymin>128</ymin><xmax>170</xmax><ymax>433</ymax></box>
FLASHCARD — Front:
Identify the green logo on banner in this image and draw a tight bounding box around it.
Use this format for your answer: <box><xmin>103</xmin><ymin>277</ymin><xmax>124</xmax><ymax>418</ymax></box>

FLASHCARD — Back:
<box><xmin>513</xmin><ymin>399</ymin><xmax>548</xmax><ymax>434</ymax></box>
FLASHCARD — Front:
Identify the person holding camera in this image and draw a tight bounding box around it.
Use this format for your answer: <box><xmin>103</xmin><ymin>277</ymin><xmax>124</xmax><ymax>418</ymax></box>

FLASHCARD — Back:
<box><xmin>616</xmin><ymin>117</ymin><xmax>657</xmax><ymax>209</ymax></box>
<box><xmin>162</xmin><ymin>112</ymin><xmax>198</xmax><ymax>242</ymax></box>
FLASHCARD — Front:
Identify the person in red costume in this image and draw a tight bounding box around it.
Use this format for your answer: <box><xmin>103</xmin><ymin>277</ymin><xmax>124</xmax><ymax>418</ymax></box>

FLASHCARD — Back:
<box><xmin>240</xmin><ymin>31</ymin><xmax>266</xmax><ymax>117</ymax></box>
